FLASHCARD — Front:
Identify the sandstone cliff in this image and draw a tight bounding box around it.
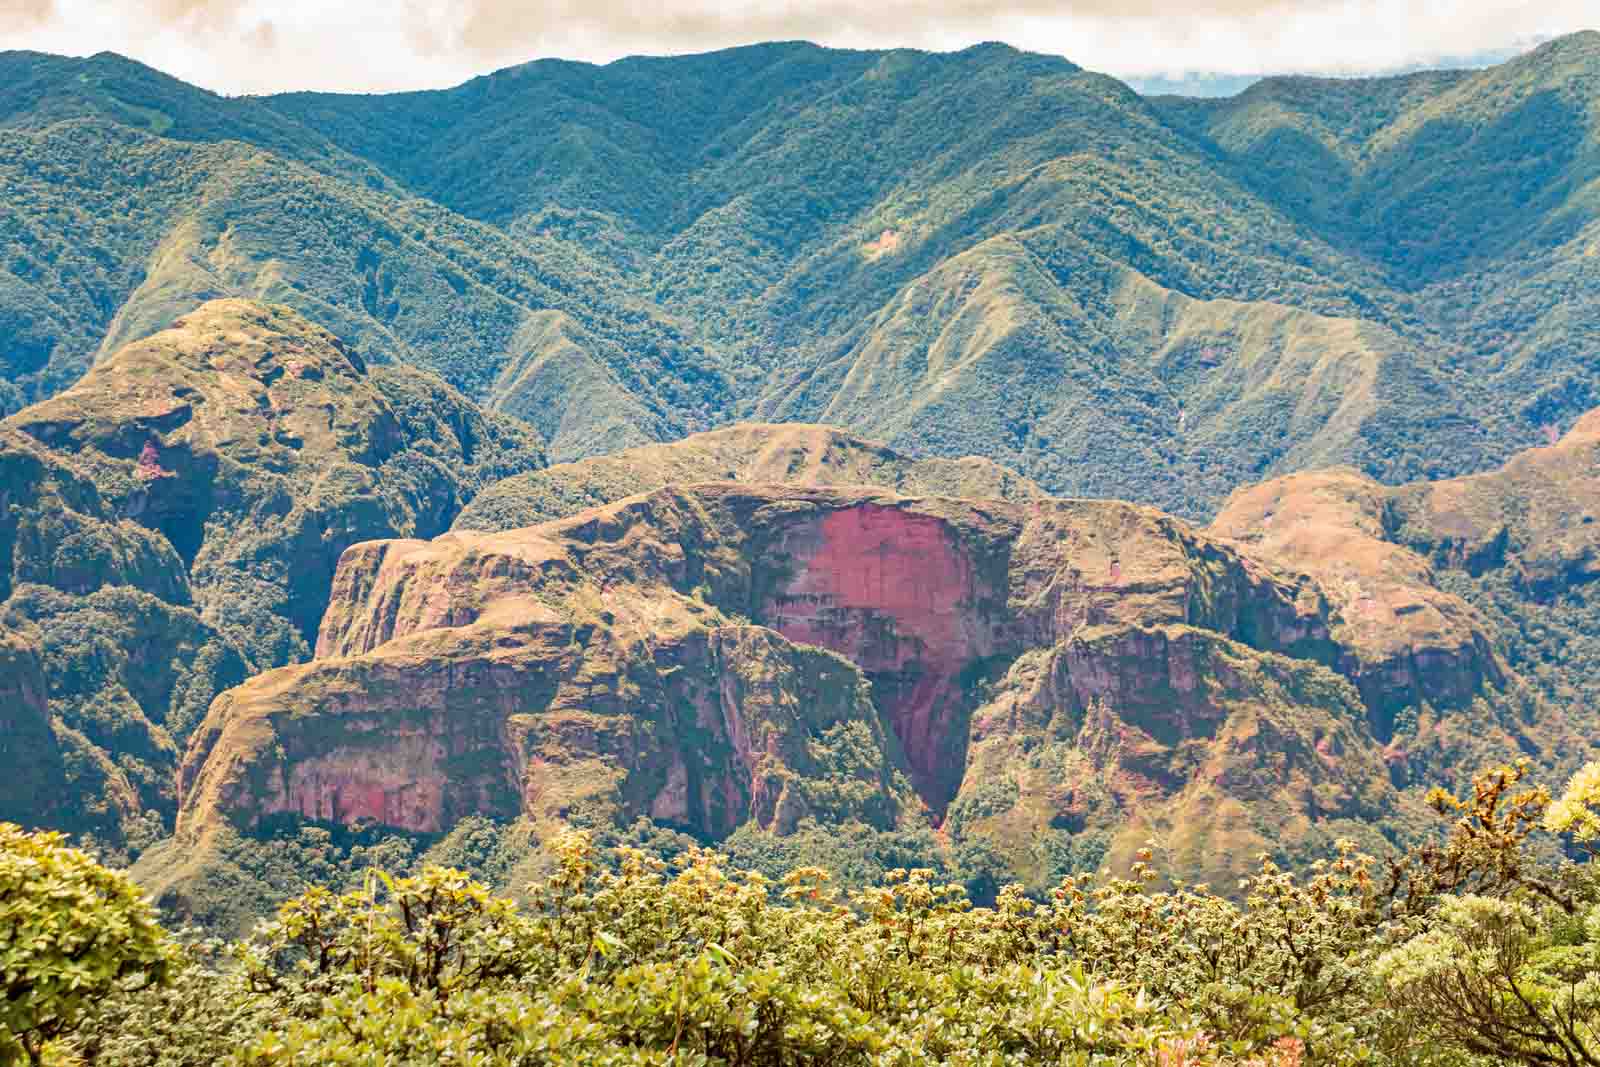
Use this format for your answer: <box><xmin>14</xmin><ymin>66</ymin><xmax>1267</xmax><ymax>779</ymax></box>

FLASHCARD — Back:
<box><xmin>1210</xmin><ymin>469</ymin><xmax>1507</xmax><ymax>739</ymax></box>
<box><xmin>1210</xmin><ymin>411</ymin><xmax>1600</xmax><ymax>788</ymax></box>
<box><xmin>169</xmin><ymin>481</ymin><xmax>1499</xmax><ymax>898</ymax></box>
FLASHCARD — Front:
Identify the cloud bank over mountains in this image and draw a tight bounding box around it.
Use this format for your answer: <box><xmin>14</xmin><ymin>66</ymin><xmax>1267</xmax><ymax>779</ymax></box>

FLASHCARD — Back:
<box><xmin>0</xmin><ymin>0</ymin><xmax>1592</xmax><ymax>95</ymax></box>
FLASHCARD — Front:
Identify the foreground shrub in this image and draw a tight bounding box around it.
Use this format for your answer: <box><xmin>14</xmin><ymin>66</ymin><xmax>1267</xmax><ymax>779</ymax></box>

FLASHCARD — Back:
<box><xmin>0</xmin><ymin>824</ymin><xmax>172</xmax><ymax>1065</ymax></box>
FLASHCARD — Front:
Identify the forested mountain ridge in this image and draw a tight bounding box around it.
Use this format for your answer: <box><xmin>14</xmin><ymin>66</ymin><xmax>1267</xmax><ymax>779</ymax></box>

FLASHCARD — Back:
<box><xmin>4</xmin><ymin>35</ymin><xmax>1599</xmax><ymax>516</ymax></box>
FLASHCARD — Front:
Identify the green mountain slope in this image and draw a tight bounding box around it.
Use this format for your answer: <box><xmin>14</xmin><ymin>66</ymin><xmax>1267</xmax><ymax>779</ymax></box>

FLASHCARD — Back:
<box><xmin>1158</xmin><ymin>31</ymin><xmax>1600</xmax><ymax>439</ymax></box>
<box><xmin>0</xmin><ymin>54</ymin><xmax>728</xmax><ymax>448</ymax></box>
<box><xmin>5</xmin><ymin>36</ymin><xmax>1599</xmax><ymax>516</ymax></box>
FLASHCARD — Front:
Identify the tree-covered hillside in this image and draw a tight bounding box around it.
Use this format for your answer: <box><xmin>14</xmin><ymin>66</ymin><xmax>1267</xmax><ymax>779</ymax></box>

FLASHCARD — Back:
<box><xmin>4</xmin><ymin>36</ymin><xmax>1599</xmax><ymax>515</ymax></box>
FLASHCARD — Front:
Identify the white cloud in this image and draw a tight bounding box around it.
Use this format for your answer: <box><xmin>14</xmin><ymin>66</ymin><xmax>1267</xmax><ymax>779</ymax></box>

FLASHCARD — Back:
<box><xmin>0</xmin><ymin>0</ymin><xmax>1592</xmax><ymax>95</ymax></box>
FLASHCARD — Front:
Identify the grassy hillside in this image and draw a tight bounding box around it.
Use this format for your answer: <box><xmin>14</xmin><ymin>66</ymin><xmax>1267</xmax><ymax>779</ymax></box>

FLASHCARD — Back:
<box><xmin>453</xmin><ymin>422</ymin><xmax>1045</xmax><ymax>532</ymax></box>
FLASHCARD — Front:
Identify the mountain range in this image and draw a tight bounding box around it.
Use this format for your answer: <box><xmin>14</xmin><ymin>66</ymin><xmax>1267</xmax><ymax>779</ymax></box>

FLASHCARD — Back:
<box><xmin>6</xmin><ymin>33</ymin><xmax>1600</xmax><ymax>517</ymax></box>
<box><xmin>3</xmin><ymin>34</ymin><xmax>1600</xmax><ymax>925</ymax></box>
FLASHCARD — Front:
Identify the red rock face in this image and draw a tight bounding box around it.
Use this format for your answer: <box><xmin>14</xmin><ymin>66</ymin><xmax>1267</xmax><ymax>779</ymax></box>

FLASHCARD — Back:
<box><xmin>759</xmin><ymin>505</ymin><xmax>999</xmax><ymax>811</ymax></box>
<box><xmin>177</xmin><ymin>483</ymin><xmax>1516</xmax><ymax>878</ymax></box>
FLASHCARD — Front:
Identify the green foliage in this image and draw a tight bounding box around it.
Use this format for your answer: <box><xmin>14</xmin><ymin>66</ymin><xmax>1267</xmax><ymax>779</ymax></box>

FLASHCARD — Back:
<box><xmin>28</xmin><ymin>760</ymin><xmax>1600</xmax><ymax>1066</ymax></box>
<box><xmin>67</xmin><ymin>933</ymin><xmax>266</xmax><ymax>1067</ymax></box>
<box><xmin>1548</xmin><ymin>761</ymin><xmax>1600</xmax><ymax>842</ymax></box>
<box><xmin>96</xmin><ymin>834</ymin><xmax>1271</xmax><ymax>1066</ymax></box>
<box><xmin>0</xmin><ymin>824</ymin><xmax>173</xmax><ymax>1065</ymax></box>
<box><xmin>1373</xmin><ymin>760</ymin><xmax>1600</xmax><ymax>1067</ymax></box>
<box><xmin>721</xmin><ymin>819</ymin><xmax>1004</xmax><ymax>903</ymax></box>
<box><xmin>124</xmin><ymin>821</ymin><xmax>438</xmax><ymax>938</ymax></box>
<box><xmin>3</xmin><ymin>583</ymin><xmax>249</xmax><ymax>824</ymax></box>
<box><xmin>1438</xmin><ymin>567</ymin><xmax>1600</xmax><ymax>730</ymax></box>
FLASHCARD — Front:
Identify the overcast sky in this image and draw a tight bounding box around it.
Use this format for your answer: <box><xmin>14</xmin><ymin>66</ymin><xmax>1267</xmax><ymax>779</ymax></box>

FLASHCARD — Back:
<box><xmin>0</xmin><ymin>0</ymin><xmax>1593</xmax><ymax>96</ymax></box>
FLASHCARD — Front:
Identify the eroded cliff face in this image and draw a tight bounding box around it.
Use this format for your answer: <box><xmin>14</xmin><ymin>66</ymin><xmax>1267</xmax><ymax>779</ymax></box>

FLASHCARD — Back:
<box><xmin>180</xmin><ymin>595</ymin><xmax>917</xmax><ymax>847</ymax></box>
<box><xmin>750</xmin><ymin>497</ymin><xmax>1335</xmax><ymax>811</ymax></box>
<box><xmin>0</xmin><ymin>299</ymin><xmax>546</xmax><ymax>850</ymax></box>
<box><xmin>1210</xmin><ymin>469</ymin><xmax>1508</xmax><ymax>739</ymax></box>
<box><xmin>282</xmin><ymin>486</ymin><xmax>1344</xmax><ymax>823</ymax></box>
<box><xmin>1205</xmin><ymin>413</ymin><xmax>1600</xmax><ymax>788</ymax></box>
<box><xmin>759</xmin><ymin>504</ymin><xmax>1002</xmax><ymax>808</ymax></box>
<box><xmin>164</xmin><ymin>479</ymin><xmax>1510</xmax><ymax>901</ymax></box>
<box><xmin>956</xmin><ymin>625</ymin><xmax>1401</xmax><ymax>890</ymax></box>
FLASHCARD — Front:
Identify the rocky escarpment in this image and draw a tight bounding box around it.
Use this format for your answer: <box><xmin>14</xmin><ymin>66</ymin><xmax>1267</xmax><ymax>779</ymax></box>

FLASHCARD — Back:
<box><xmin>1212</xmin><ymin>408</ymin><xmax>1600</xmax><ymax>783</ymax></box>
<box><xmin>303</xmin><ymin>488</ymin><xmax>1332</xmax><ymax>814</ymax></box>
<box><xmin>6</xmin><ymin>298</ymin><xmax>546</xmax><ymax>653</ymax></box>
<box><xmin>749</xmin><ymin>496</ymin><xmax>1334</xmax><ymax>808</ymax></box>
<box><xmin>0</xmin><ymin>299</ymin><xmax>546</xmax><ymax>851</ymax></box>
<box><xmin>167</xmin><ymin>480</ymin><xmax>1507</xmax><ymax>899</ymax></box>
<box><xmin>180</xmin><ymin>615</ymin><xmax>914</xmax><ymax>843</ymax></box>
<box><xmin>957</xmin><ymin>625</ymin><xmax>1395</xmax><ymax>888</ymax></box>
<box><xmin>1210</xmin><ymin>470</ymin><xmax>1508</xmax><ymax>740</ymax></box>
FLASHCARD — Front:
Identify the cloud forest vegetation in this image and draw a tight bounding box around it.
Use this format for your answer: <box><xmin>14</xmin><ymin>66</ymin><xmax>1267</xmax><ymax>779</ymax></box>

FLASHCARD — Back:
<box><xmin>6</xmin><ymin>760</ymin><xmax>1600</xmax><ymax>1066</ymax></box>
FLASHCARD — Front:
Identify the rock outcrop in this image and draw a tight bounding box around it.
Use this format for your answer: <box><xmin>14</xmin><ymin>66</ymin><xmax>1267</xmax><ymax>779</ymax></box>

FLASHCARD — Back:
<box><xmin>1208</xmin><ymin>410</ymin><xmax>1600</xmax><ymax>788</ymax></box>
<box><xmin>181</xmin><ymin>615</ymin><xmax>915</xmax><ymax>843</ymax></box>
<box><xmin>957</xmin><ymin>624</ymin><xmax>1398</xmax><ymax>887</ymax></box>
<box><xmin>7</xmin><ymin>298</ymin><xmax>546</xmax><ymax>651</ymax></box>
<box><xmin>1210</xmin><ymin>469</ymin><xmax>1507</xmax><ymax>738</ymax></box>
<box><xmin>172</xmin><ymin>481</ymin><xmax>1479</xmax><ymax>895</ymax></box>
